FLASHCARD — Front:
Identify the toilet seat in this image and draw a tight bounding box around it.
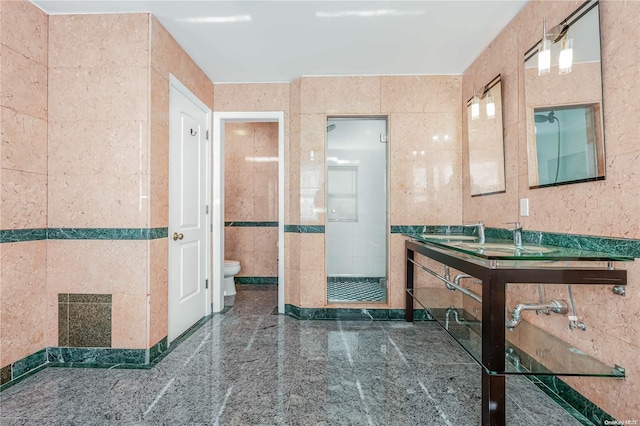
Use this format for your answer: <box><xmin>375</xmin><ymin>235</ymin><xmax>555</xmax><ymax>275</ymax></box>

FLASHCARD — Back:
<box><xmin>224</xmin><ymin>260</ymin><xmax>240</xmax><ymax>268</ymax></box>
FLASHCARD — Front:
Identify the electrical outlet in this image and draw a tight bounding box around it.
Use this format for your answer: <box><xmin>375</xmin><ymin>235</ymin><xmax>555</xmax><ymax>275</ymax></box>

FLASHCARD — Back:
<box><xmin>520</xmin><ymin>198</ymin><xmax>529</xmax><ymax>217</ymax></box>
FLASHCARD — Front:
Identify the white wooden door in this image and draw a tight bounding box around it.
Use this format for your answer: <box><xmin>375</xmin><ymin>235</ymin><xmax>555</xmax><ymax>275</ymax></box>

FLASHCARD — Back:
<box><xmin>168</xmin><ymin>79</ymin><xmax>209</xmax><ymax>343</ymax></box>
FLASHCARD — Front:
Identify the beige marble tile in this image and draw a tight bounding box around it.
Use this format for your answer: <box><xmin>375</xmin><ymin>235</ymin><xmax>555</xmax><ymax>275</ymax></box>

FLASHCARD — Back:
<box><xmin>48</xmin><ymin>67</ymin><xmax>148</xmax><ymax>122</ymax></box>
<box><xmin>600</xmin><ymin>1</ymin><xmax>640</xmax><ymax>77</ymax></box>
<box><xmin>253</xmin><ymin>251</ymin><xmax>278</xmax><ymax>277</ymax></box>
<box><xmin>150</xmin><ymin>120</ymin><xmax>169</xmax><ymax>179</ymax></box>
<box><xmin>224</xmin><ymin>227</ymin><xmax>255</xmax><ymax>254</ymax></box>
<box><xmin>299</xmin><ymin>234</ymin><xmax>325</xmax><ymax>273</ymax></box>
<box><xmin>49</xmin><ymin>13</ymin><xmax>149</xmax><ymax>69</ymax></box>
<box><xmin>112</xmin><ymin>292</ymin><xmax>148</xmax><ymax>349</ymax></box>
<box><xmin>381</xmin><ymin>76</ymin><xmax>461</xmax><ymax>114</ymax></box>
<box><xmin>48</xmin><ymin>173</ymin><xmax>148</xmax><ymax>229</ymax></box>
<box><xmin>1</xmin><ymin>107</ymin><xmax>47</xmax><ymax>173</ymax></box>
<box><xmin>1</xmin><ymin>0</ymin><xmax>47</xmax><ymax>66</ymax></box>
<box><xmin>150</xmin><ymin>175</ymin><xmax>168</xmax><ymax>229</ymax></box>
<box><xmin>213</xmin><ymin>83</ymin><xmax>290</xmax><ymax>113</ymax></box>
<box><xmin>0</xmin><ymin>241</ymin><xmax>47</xmax><ymax>366</ymax></box>
<box><xmin>300</xmin><ymin>76</ymin><xmax>380</xmax><ymax>114</ymax></box>
<box><xmin>150</xmin><ymin>68</ymin><xmax>170</xmax><ymax>126</ymax></box>
<box><xmin>253</xmin><ymin>172</ymin><xmax>278</xmax><ymax>222</ymax></box>
<box><xmin>1</xmin><ymin>46</ymin><xmax>47</xmax><ymax>120</ymax></box>
<box><xmin>0</xmin><ymin>169</ymin><xmax>47</xmax><ymax>230</ymax></box>
<box><xmin>253</xmin><ymin>146</ymin><xmax>278</xmax><ymax>175</ymax></box>
<box><xmin>149</xmin><ymin>238</ymin><xmax>168</xmax><ymax>346</ymax></box>
<box><xmin>254</xmin><ymin>122</ymin><xmax>279</xmax><ymax>148</ymax></box>
<box><xmin>389</xmin><ymin>112</ymin><xmax>461</xmax><ymax>153</ymax></box>
<box><xmin>224</xmin><ymin>123</ymin><xmax>255</xmax><ymax>173</ymax></box>
<box><xmin>47</xmin><ymin>240</ymin><xmax>148</xmax><ymax>295</ymax></box>
<box><xmin>224</xmin><ymin>172</ymin><xmax>255</xmax><ymax>222</ymax></box>
<box><xmin>299</xmin><ymin>270</ymin><xmax>326</xmax><ymax>308</ymax></box>
<box><xmin>602</xmin><ymin>62</ymin><xmax>640</xmax><ymax>157</ymax></box>
<box><xmin>254</xmin><ymin>227</ymin><xmax>278</xmax><ymax>255</ymax></box>
<box><xmin>48</xmin><ymin>120</ymin><xmax>149</xmax><ymax>176</ymax></box>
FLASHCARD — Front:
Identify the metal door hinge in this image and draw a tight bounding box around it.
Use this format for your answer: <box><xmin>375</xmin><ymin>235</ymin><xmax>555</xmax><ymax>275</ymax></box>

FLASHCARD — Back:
<box><xmin>205</xmin><ymin>205</ymin><xmax>209</xmax><ymax>214</ymax></box>
<box><xmin>206</xmin><ymin>129</ymin><xmax>210</xmax><ymax>140</ymax></box>
<box><xmin>205</xmin><ymin>279</ymin><xmax>209</xmax><ymax>289</ymax></box>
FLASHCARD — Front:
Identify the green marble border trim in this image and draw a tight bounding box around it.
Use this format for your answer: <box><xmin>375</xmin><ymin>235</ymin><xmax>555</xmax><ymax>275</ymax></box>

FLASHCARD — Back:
<box><xmin>284</xmin><ymin>225</ymin><xmax>325</xmax><ymax>233</ymax></box>
<box><xmin>225</xmin><ymin>221</ymin><xmax>278</xmax><ymax>227</ymax></box>
<box><xmin>48</xmin><ymin>227</ymin><xmax>169</xmax><ymax>240</ymax></box>
<box><xmin>0</xmin><ymin>228</ymin><xmax>169</xmax><ymax>243</ymax></box>
<box><xmin>391</xmin><ymin>225</ymin><xmax>468</xmax><ymax>235</ymax></box>
<box><xmin>0</xmin><ymin>228</ymin><xmax>47</xmax><ymax>243</ymax></box>
<box><xmin>149</xmin><ymin>337</ymin><xmax>168</xmax><ymax>364</ymax></box>
<box><xmin>327</xmin><ymin>276</ymin><xmax>385</xmax><ymax>283</ymax></box>
<box><xmin>485</xmin><ymin>227</ymin><xmax>640</xmax><ymax>258</ymax></box>
<box><xmin>526</xmin><ymin>375</ymin><xmax>617</xmax><ymax>426</ymax></box>
<box><xmin>47</xmin><ymin>347</ymin><xmax>146</xmax><ymax>365</ymax></box>
<box><xmin>284</xmin><ymin>304</ymin><xmax>432</xmax><ymax>321</ymax></box>
<box><xmin>235</xmin><ymin>276</ymin><xmax>278</xmax><ymax>285</ymax></box>
<box><xmin>392</xmin><ymin>225</ymin><xmax>640</xmax><ymax>259</ymax></box>
<box><xmin>0</xmin><ymin>349</ymin><xmax>48</xmax><ymax>391</ymax></box>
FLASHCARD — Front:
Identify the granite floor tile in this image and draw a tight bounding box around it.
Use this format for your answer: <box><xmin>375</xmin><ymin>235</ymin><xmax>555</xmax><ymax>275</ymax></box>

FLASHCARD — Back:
<box><xmin>0</xmin><ymin>288</ymin><xmax>582</xmax><ymax>425</ymax></box>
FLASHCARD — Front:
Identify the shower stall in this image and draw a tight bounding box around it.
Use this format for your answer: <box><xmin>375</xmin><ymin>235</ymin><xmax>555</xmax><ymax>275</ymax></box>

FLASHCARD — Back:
<box><xmin>325</xmin><ymin>117</ymin><xmax>388</xmax><ymax>303</ymax></box>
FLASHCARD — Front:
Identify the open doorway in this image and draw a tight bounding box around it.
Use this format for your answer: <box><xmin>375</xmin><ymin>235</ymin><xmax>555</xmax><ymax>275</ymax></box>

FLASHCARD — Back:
<box><xmin>212</xmin><ymin>112</ymin><xmax>285</xmax><ymax>314</ymax></box>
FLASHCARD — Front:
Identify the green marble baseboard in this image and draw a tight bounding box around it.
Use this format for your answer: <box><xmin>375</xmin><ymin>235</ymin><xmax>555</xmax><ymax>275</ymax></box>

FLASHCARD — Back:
<box><xmin>235</xmin><ymin>276</ymin><xmax>278</xmax><ymax>285</ymax></box>
<box><xmin>284</xmin><ymin>304</ymin><xmax>432</xmax><ymax>321</ymax></box>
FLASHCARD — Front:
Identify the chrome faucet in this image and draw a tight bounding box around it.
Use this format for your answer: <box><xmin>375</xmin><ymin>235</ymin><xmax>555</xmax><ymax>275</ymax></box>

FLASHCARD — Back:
<box><xmin>505</xmin><ymin>222</ymin><xmax>523</xmax><ymax>248</ymax></box>
<box><xmin>464</xmin><ymin>221</ymin><xmax>485</xmax><ymax>243</ymax></box>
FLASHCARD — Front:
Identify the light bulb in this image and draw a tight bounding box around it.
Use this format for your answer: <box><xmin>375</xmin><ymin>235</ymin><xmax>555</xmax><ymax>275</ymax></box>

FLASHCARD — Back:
<box><xmin>538</xmin><ymin>17</ymin><xmax>551</xmax><ymax>75</ymax></box>
<box><xmin>485</xmin><ymin>92</ymin><xmax>495</xmax><ymax>119</ymax></box>
<box><xmin>559</xmin><ymin>38</ymin><xmax>573</xmax><ymax>74</ymax></box>
<box><xmin>471</xmin><ymin>98</ymin><xmax>480</xmax><ymax>120</ymax></box>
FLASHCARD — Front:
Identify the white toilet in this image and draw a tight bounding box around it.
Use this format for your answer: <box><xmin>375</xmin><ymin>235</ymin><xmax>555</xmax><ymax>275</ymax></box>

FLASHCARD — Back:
<box><xmin>223</xmin><ymin>260</ymin><xmax>241</xmax><ymax>305</ymax></box>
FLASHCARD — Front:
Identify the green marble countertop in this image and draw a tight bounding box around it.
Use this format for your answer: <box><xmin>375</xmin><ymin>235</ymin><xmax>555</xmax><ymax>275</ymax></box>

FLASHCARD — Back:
<box><xmin>405</xmin><ymin>233</ymin><xmax>634</xmax><ymax>262</ymax></box>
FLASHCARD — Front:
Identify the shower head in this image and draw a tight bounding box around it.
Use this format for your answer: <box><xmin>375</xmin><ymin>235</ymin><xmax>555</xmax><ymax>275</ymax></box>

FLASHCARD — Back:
<box><xmin>327</xmin><ymin>124</ymin><xmax>336</xmax><ymax>132</ymax></box>
<box><xmin>534</xmin><ymin>111</ymin><xmax>557</xmax><ymax>123</ymax></box>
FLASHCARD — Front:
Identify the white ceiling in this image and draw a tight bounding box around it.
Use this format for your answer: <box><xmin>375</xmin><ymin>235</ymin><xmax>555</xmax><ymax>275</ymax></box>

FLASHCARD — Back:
<box><xmin>32</xmin><ymin>0</ymin><xmax>528</xmax><ymax>83</ymax></box>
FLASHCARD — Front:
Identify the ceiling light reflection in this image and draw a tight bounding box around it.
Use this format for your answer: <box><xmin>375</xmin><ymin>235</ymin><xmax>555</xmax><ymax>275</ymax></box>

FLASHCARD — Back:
<box><xmin>180</xmin><ymin>15</ymin><xmax>252</xmax><ymax>23</ymax></box>
<box><xmin>316</xmin><ymin>9</ymin><xmax>425</xmax><ymax>18</ymax></box>
<box><xmin>245</xmin><ymin>156</ymin><xmax>278</xmax><ymax>162</ymax></box>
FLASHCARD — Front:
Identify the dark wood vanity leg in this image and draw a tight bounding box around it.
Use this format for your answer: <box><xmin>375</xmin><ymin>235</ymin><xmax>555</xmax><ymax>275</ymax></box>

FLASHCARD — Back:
<box><xmin>482</xmin><ymin>372</ymin><xmax>505</xmax><ymax>425</ymax></box>
<box><xmin>405</xmin><ymin>246</ymin><xmax>414</xmax><ymax>322</ymax></box>
<box><xmin>481</xmin><ymin>271</ymin><xmax>506</xmax><ymax>425</ymax></box>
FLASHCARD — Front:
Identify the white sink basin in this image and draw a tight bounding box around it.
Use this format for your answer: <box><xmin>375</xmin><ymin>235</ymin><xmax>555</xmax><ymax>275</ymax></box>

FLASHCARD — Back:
<box><xmin>454</xmin><ymin>242</ymin><xmax>556</xmax><ymax>253</ymax></box>
<box><xmin>420</xmin><ymin>234</ymin><xmax>476</xmax><ymax>241</ymax></box>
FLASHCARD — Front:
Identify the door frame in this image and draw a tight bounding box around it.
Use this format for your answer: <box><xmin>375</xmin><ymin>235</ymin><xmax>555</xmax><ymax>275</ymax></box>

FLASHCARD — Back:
<box><xmin>212</xmin><ymin>111</ymin><xmax>285</xmax><ymax>314</ymax></box>
<box><xmin>168</xmin><ymin>74</ymin><xmax>212</xmax><ymax>343</ymax></box>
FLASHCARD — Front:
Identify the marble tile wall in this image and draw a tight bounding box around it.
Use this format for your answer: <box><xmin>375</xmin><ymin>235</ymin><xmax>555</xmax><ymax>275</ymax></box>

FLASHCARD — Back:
<box><xmin>46</xmin><ymin>13</ymin><xmax>151</xmax><ymax>353</ymax></box>
<box><xmin>214</xmin><ymin>77</ymin><xmax>462</xmax><ymax>310</ymax></box>
<box><xmin>0</xmin><ymin>0</ymin><xmax>49</xmax><ymax>370</ymax></box>
<box><xmin>224</xmin><ymin>122</ymin><xmax>279</xmax><ymax>279</ymax></box>
<box><xmin>462</xmin><ymin>0</ymin><xmax>640</xmax><ymax>419</ymax></box>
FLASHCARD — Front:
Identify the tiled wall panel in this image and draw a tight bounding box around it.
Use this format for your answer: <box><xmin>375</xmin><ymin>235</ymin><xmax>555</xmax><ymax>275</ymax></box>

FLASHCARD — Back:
<box><xmin>462</xmin><ymin>1</ymin><xmax>640</xmax><ymax>419</ymax></box>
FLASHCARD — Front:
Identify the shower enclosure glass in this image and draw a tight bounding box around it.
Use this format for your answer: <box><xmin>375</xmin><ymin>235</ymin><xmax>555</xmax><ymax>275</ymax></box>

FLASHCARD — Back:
<box><xmin>326</xmin><ymin>117</ymin><xmax>388</xmax><ymax>303</ymax></box>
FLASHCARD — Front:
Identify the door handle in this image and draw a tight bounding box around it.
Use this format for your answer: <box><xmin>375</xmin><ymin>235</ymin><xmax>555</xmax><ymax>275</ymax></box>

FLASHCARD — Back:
<box><xmin>173</xmin><ymin>232</ymin><xmax>184</xmax><ymax>241</ymax></box>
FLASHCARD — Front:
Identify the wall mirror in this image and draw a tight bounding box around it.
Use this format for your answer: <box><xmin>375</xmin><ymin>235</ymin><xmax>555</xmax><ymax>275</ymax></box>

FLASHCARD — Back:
<box><xmin>524</xmin><ymin>0</ymin><xmax>605</xmax><ymax>188</ymax></box>
<box><xmin>467</xmin><ymin>75</ymin><xmax>506</xmax><ymax>196</ymax></box>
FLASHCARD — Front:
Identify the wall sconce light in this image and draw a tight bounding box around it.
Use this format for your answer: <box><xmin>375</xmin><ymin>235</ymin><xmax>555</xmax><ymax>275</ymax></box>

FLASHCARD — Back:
<box><xmin>538</xmin><ymin>17</ymin><xmax>572</xmax><ymax>75</ymax></box>
<box><xmin>469</xmin><ymin>78</ymin><xmax>500</xmax><ymax>121</ymax></box>
<box><xmin>471</xmin><ymin>86</ymin><xmax>480</xmax><ymax>121</ymax></box>
<box><xmin>558</xmin><ymin>37</ymin><xmax>573</xmax><ymax>73</ymax></box>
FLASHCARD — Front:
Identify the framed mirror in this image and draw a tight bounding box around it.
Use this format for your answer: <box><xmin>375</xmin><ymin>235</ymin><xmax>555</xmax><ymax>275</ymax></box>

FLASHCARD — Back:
<box><xmin>467</xmin><ymin>75</ymin><xmax>506</xmax><ymax>196</ymax></box>
<box><xmin>524</xmin><ymin>0</ymin><xmax>605</xmax><ymax>188</ymax></box>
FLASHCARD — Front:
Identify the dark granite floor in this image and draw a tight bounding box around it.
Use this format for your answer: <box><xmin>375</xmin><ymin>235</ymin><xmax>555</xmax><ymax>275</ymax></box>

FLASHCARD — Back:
<box><xmin>0</xmin><ymin>288</ymin><xmax>580</xmax><ymax>425</ymax></box>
